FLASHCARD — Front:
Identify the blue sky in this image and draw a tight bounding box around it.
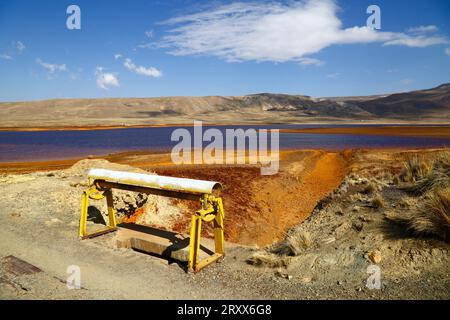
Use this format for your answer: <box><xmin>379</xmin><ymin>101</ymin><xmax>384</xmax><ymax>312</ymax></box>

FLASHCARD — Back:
<box><xmin>0</xmin><ymin>0</ymin><xmax>449</xmax><ymax>101</ymax></box>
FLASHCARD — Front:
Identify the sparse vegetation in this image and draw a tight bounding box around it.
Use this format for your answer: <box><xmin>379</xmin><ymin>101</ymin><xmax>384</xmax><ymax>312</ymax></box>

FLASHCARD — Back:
<box><xmin>386</xmin><ymin>188</ymin><xmax>450</xmax><ymax>241</ymax></box>
<box><xmin>399</xmin><ymin>154</ymin><xmax>432</xmax><ymax>183</ymax></box>
<box><xmin>407</xmin><ymin>151</ymin><xmax>450</xmax><ymax>195</ymax></box>
<box><xmin>286</xmin><ymin>230</ymin><xmax>312</xmax><ymax>254</ymax></box>
<box><xmin>269</xmin><ymin>230</ymin><xmax>312</xmax><ymax>256</ymax></box>
<box><xmin>393</xmin><ymin>175</ymin><xmax>400</xmax><ymax>185</ymax></box>
<box><xmin>387</xmin><ymin>151</ymin><xmax>450</xmax><ymax>241</ymax></box>
<box><xmin>247</xmin><ymin>230</ymin><xmax>312</xmax><ymax>267</ymax></box>
<box><xmin>371</xmin><ymin>194</ymin><xmax>385</xmax><ymax>209</ymax></box>
<box><xmin>362</xmin><ymin>181</ymin><xmax>377</xmax><ymax>194</ymax></box>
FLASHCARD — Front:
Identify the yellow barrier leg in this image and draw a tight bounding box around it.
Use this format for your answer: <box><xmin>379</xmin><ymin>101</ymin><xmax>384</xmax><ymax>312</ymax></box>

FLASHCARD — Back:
<box><xmin>214</xmin><ymin>198</ymin><xmax>225</xmax><ymax>255</ymax></box>
<box><xmin>79</xmin><ymin>191</ymin><xmax>89</xmax><ymax>238</ymax></box>
<box><xmin>79</xmin><ymin>187</ymin><xmax>117</xmax><ymax>240</ymax></box>
<box><xmin>105</xmin><ymin>189</ymin><xmax>117</xmax><ymax>228</ymax></box>
<box><xmin>188</xmin><ymin>214</ymin><xmax>202</xmax><ymax>272</ymax></box>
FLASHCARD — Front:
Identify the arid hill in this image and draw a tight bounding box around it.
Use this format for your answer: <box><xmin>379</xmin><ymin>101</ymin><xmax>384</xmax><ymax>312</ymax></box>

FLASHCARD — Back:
<box><xmin>0</xmin><ymin>84</ymin><xmax>449</xmax><ymax>128</ymax></box>
<box><xmin>353</xmin><ymin>83</ymin><xmax>450</xmax><ymax>119</ymax></box>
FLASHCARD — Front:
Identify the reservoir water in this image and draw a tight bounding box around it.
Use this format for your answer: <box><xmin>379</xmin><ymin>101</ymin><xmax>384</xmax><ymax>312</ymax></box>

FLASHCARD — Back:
<box><xmin>0</xmin><ymin>124</ymin><xmax>449</xmax><ymax>162</ymax></box>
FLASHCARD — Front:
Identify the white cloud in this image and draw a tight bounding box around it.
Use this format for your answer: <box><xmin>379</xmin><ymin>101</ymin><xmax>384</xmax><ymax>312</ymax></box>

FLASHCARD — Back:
<box><xmin>1</xmin><ymin>41</ymin><xmax>25</xmax><ymax>60</ymax></box>
<box><xmin>123</xmin><ymin>58</ymin><xmax>162</xmax><ymax>77</ymax></box>
<box><xmin>383</xmin><ymin>35</ymin><xmax>447</xmax><ymax>48</ymax></box>
<box><xmin>145</xmin><ymin>30</ymin><xmax>154</xmax><ymax>38</ymax></box>
<box><xmin>159</xmin><ymin>0</ymin><xmax>448</xmax><ymax>63</ymax></box>
<box><xmin>15</xmin><ymin>41</ymin><xmax>25</xmax><ymax>53</ymax></box>
<box><xmin>95</xmin><ymin>67</ymin><xmax>119</xmax><ymax>90</ymax></box>
<box><xmin>298</xmin><ymin>57</ymin><xmax>324</xmax><ymax>66</ymax></box>
<box><xmin>0</xmin><ymin>54</ymin><xmax>12</xmax><ymax>60</ymax></box>
<box><xmin>326</xmin><ymin>73</ymin><xmax>339</xmax><ymax>79</ymax></box>
<box><xmin>446</xmin><ymin>48</ymin><xmax>450</xmax><ymax>56</ymax></box>
<box><xmin>36</xmin><ymin>58</ymin><xmax>66</xmax><ymax>73</ymax></box>
<box><xmin>114</xmin><ymin>53</ymin><xmax>122</xmax><ymax>60</ymax></box>
<box><xmin>407</xmin><ymin>25</ymin><xmax>438</xmax><ymax>34</ymax></box>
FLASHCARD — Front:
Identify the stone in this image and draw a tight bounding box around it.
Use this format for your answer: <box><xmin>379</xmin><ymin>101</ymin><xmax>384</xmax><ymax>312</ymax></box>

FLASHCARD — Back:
<box><xmin>321</xmin><ymin>237</ymin><xmax>336</xmax><ymax>244</ymax></box>
<box><xmin>45</xmin><ymin>218</ymin><xmax>63</xmax><ymax>226</ymax></box>
<box><xmin>334</xmin><ymin>221</ymin><xmax>352</xmax><ymax>239</ymax></box>
<box><xmin>301</xmin><ymin>277</ymin><xmax>312</xmax><ymax>283</ymax></box>
<box><xmin>368</xmin><ymin>250</ymin><xmax>382</xmax><ymax>264</ymax></box>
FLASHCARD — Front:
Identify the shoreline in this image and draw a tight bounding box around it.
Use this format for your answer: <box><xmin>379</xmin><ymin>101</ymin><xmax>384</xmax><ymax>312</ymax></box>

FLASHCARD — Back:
<box><xmin>1</xmin><ymin>146</ymin><xmax>448</xmax><ymax>174</ymax></box>
<box><xmin>280</xmin><ymin>125</ymin><xmax>450</xmax><ymax>138</ymax></box>
<box><xmin>1</xmin><ymin>122</ymin><xmax>450</xmax><ymax>132</ymax></box>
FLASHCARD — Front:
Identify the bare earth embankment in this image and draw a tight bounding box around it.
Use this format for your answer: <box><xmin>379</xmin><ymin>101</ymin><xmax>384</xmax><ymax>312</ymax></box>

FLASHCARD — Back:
<box><xmin>0</xmin><ymin>148</ymin><xmax>448</xmax><ymax>299</ymax></box>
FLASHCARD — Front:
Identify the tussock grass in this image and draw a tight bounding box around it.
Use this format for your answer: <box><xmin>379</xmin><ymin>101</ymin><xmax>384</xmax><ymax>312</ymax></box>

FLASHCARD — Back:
<box><xmin>247</xmin><ymin>230</ymin><xmax>312</xmax><ymax>267</ymax></box>
<box><xmin>286</xmin><ymin>231</ymin><xmax>312</xmax><ymax>255</ymax></box>
<box><xmin>371</xmin><ymin>194</ymin><xmax>385</xmax><ymax>209</ymax></box>
<box><xmin>407</xmin><ymin>151</ymin><xmax>450</xmax><ymax>195</ymax></box>
<box><xmin>362</xmin><ymin>182</ymin><xmax>377</xmax><ymax>194</ymax></box>
<box><xmin>386</xmin><ymin>188</ymin><xmax>450</xmax><ymax>241</ymax></box>
<box><xmin>270</xmin><ymin>230</ymin><xmax>312</xmax><ymax>256</ymax></box>
<box><xmin>399</xmin><ymin>155</ymin><xmax>432</xmax><ymax>183</ymax></box>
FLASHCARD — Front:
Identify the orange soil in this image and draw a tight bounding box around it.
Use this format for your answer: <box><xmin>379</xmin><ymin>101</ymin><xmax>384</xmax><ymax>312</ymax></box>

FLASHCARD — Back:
<box><xmin>0</xmin><ymin>124</ymin><xmax>190</xmax><ymax>132</ymax></box>
<box><xmin>0</xmin><ymin>122</ymin><xmax>278</xmax><ymax>132</ymax></box>
<box><xmin>142</xmin><ymin>150</ymin><xmax>348</xmax><ymax>246</ymax></box>
<box><xmin>2</xmin><ymin>123</ymin><xmax>450</xmax><ymax>133</ymax></box>
<box><xmin>240</xmin><ymin>151</ymin><xmax>347</xmax><ymax>245</ymax></box>
<box><xmin>121</xmin><ymin>207</ymin><xmax>146</xmax><ymax>223</ymax></box>
<box><xmin>281</xmin><ymin>126</ymin><xmax>450</xmax><ymax>138</ymax></box>
<box><xmin>0</xmin><ymin>148</ymin><xmax>348</xmax><ymax>246</ymax></box>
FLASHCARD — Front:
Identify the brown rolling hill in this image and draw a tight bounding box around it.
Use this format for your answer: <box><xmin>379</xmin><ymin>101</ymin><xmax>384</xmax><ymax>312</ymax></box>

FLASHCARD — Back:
<box><xmin>353</xmin><ymin>83</ymin><xmax>450</xmax><ymax>119</ymax></box>
<box><xmin>0</xmin><ymin>84</ymin><xmax>449</xmax><ymax>128</ymax></box>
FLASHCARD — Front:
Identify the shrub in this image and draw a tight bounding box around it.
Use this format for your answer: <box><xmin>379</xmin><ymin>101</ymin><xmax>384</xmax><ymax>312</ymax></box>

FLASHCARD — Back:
<box><xmin>385</xmin><ymin>188</ymin><xmax>450</xmax><ymax>241</ymax></box>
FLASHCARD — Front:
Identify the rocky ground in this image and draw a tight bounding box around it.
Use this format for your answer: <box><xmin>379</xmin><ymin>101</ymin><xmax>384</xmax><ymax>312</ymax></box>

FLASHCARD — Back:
<box><xmin>0</xmin><ymin>149</ymin><xmax>448</xmax><ymax>299</ymax></box>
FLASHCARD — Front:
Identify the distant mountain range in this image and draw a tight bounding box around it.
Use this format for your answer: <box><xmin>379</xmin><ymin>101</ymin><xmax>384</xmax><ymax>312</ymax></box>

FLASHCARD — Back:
<box><xmin>1</xmin><ymin>84</ymin><xmax>449</xmax><ymax>128</ymax></box>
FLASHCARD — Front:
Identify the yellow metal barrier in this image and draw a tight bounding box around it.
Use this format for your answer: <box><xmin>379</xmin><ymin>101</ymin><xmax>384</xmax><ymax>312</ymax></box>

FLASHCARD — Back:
<box><xmin>79</xmin><ymin>169</ymin><xmax>225</xmax><ymax>272</ymax></box>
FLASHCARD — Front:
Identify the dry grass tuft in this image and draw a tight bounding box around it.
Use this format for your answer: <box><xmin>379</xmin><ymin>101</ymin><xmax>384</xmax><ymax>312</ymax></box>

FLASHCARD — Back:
<box><xmin>399</xmin><ymin>154</ymin><xmax>432</xmax><ymax>183</ymax></box>
<box><xmin>286</xmin><ymin>231</ymin><xmax>312</xmax><ymax>255</ymax></box>
<box><xmin>407</xmin><ymin>151</ymin><xmax>450</xmax><ymax>195</ymax></box>
<box><xmin>371</xmin><ymin>194</ymin><xmax>385</xmax><ymax>209</ymax></box>
<box><xmin>386</xmin><ymin>188</ymin><xmax>450</xmax><ymax>241</ymax></box>
<box><xmin>247</xmin><ymin>230</ymin><xmax>312</xmax><ymax>267</ymax></box>
<box><xmin>362</xmin><ymin>182</ymin><xmax>377</xmax><ymax>194</ymax></box>
<box><xmin>393</xmin><ymin>175</ymin><xmax>400</xmax><ymax>185</ymax></box>
<box><xmin>270</xmin><ymin>230</ymin><xmax>312</xmax><ymax>256</ymax></box>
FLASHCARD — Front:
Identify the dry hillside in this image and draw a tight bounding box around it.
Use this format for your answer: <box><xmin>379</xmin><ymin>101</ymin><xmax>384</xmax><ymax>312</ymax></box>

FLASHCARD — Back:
<box><xmin>1</xmin><ymin>84</ymin><xmax>449</xmax><ymax>128</ymax></box>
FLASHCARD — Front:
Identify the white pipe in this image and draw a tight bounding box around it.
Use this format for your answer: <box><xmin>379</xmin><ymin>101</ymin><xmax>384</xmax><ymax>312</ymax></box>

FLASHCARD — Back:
<box><xmin>88</xmin><ymin>168</ymin><xmax>222</xmax><ymax>195</ymax></box>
